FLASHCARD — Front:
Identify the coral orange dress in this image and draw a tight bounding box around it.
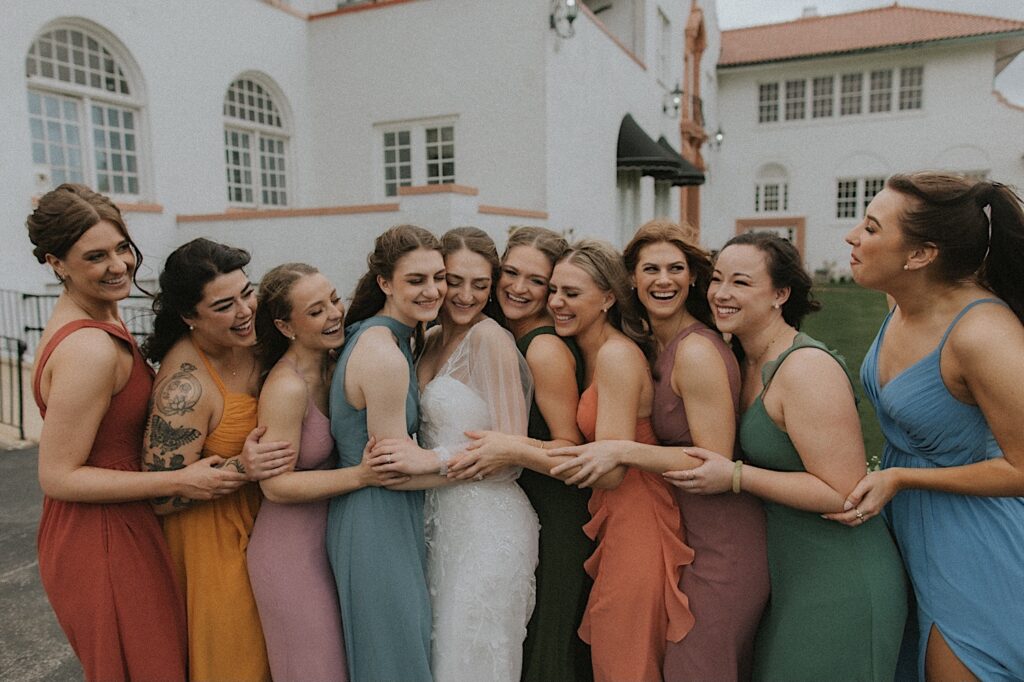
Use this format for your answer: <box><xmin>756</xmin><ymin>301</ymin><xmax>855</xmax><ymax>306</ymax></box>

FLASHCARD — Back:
<box><xmin>34</xmin><ymin>320</ymin><xmax>187</xmax><ymax>682</ymax></box>
<box><xmin>162</xmin><ymin>345</ymin><xmax>269</xmax><ymax>682</ymax></box>
<box><xmin>576</xmin><ymin>384</ymin><xmax>694</xmax><ymax>682</ymax></box>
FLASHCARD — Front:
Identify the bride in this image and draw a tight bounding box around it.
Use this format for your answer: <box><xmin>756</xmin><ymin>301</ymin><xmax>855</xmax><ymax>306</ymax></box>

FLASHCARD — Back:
<box><xmin>371</xmin><ymin>226</ymin><xmax>539</xmax><ymax>681</ymax></box>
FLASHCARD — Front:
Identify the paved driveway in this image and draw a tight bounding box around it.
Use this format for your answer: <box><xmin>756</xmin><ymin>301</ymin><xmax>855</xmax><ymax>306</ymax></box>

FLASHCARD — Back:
<box><xmin>0</xmin><ymin>446</ymin><xmax>83</xmax><ymax>681</ymax></box>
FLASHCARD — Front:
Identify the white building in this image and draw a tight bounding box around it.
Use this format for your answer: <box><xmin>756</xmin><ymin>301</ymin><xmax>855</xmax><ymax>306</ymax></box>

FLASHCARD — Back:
<box><xmin>702</xmin><ymin>4</ymin><xmax>1024</xmax><ymax>277</ymax></box>
<box><xmin>1</xmin><ymin>0</ymin><xmax>717</xmax><ymax>297</ymax></box>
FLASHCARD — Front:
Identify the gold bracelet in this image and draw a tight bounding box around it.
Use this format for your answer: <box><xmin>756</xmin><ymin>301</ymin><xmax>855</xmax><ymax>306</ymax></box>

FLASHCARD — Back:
<box><xmin>732</xmin><ymin>460</ymin><xmax>744</xmax><ymax>494</ymax></box>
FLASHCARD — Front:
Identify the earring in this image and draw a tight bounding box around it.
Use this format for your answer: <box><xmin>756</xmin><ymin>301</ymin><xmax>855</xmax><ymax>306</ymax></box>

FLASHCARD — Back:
<box><xmin>772</xmin><ymin>303</ymin><xmax>780</xmax><ymax>309</ymax></box>
<box><xmin>290</xmin><ymin>335</ymin><xmax>296</xmax><ymax>341</ymax></box>
<box><xmin>903</xmin><ymin>264</ymin><xmax>910</xmax><ymax>271</ymax></box>
<box><xmin>188</xmin><ymin>325</ymin><xmax>195</xmax><ymax>331</ymax></box>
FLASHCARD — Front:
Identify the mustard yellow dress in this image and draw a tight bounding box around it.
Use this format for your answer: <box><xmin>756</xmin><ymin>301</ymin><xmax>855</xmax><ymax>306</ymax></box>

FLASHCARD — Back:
<box><xmin>162</xmin><ymin>346</ymin><xmax>269</xmax><ymax>682</ymax></box>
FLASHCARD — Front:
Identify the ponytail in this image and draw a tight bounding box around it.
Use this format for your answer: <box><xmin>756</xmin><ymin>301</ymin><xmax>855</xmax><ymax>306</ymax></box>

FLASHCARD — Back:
<box><xmin>977</xmin><ymin>182</ymin><xmax>1024</xmax><ymax>322</ymax></box>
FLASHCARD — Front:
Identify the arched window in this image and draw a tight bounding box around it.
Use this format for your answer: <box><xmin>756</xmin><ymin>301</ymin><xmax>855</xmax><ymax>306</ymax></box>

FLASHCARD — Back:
<box><xmin>223</xmin><ymin>76</ymin><xmax>290</xmax><ymax>207</ymax></box>
<box><xmin>25</xmin><ymin>22</ymin><xmax>145</xmax><ymax>196</ymax></box>
<box><xmin>754</xmin><ymin>163</ymin><xmax>789</xmax><ymax>213</ymax></box>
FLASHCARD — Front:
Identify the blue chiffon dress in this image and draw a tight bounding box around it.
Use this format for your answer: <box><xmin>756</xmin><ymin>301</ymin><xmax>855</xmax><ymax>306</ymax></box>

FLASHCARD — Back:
<box><xmin>325</xmin><ymin>316</ymin><xmax>432</xmax><ymax>682</ymax></box>
<box><xmin>862</xmin><ymin>299</ymin><xmax>1024</xmax><ymax>681</ymax></box>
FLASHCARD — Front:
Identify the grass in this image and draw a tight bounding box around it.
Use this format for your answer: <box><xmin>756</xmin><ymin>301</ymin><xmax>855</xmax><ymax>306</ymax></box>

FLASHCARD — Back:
<box><xmin>800</xmin><ymin>282</ymin><xmax>890</xmax><ymax>468</ymax></box>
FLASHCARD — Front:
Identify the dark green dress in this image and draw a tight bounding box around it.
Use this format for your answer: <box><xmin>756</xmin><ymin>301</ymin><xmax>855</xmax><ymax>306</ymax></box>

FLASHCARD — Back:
<box><xmin>516</xmin><ymin>326</ymin><xmax>594</xmax><ymax>682</ymax></box>
<box><xmin>741</xmin><ymin>333</ymin><xmax>907</xmax><ymax>682</ymax></box>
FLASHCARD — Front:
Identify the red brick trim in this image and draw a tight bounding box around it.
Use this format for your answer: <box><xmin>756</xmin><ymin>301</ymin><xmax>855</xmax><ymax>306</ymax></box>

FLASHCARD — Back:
<box><xmin>580</xmin><ymin>4</ymin><xmax>647</xmax><ymax>70</ymax></box>
<box><xmin>310</xmin><ymin>0</ymin><xmax>423</xmax><ymax>21</ymax></box>
<box><xmin>477</xmin><ymin>205</ymin><xmax>548</xmax><ymax>220</ymax></box>
<box><xmin>176</xmin><ymin>203</ymin><xmax>400</xmax><ymax>223</ymax></box>
<box><xmin>397</xmin><ymin>184</ymin><xmax>479</xmax><ymax>197</ymax></box>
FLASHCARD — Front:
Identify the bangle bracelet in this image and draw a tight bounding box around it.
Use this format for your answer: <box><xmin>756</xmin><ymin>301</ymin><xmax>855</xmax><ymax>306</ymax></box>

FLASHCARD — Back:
<box><xmin>438</xmin><ymin>460</ymin><xmax>448</xmax><ymax>477</ymax></box>
<box><xmin>732</xmin><ymin>460</ymin><xmax>744</xmax><ymax>494</ymax></box>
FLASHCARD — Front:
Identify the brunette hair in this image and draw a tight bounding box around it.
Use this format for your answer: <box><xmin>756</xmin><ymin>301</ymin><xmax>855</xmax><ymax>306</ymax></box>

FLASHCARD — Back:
<box><xmin>558</xmin><ymin>239</ymin><xmax>655</xmax><ymax>359</ymax></box>
<box><xmin>255</xmin><ymin>262</ymin><xmax>320</xmax><ymax>378</ymax></box>
<box><xmin>142</xmin><ymin>238</ymin><xmax>251</xmax><ymax>362</ymax></box>
<box><xmin>26</xmin><ymin>183</ymin><xmax>146</xmax><ymax>291</ymax></box>
<box><xmin>502</xmin><ymin>226</ymin><xmax>570</xmax><ymax>271</ymax></box>
<box><xmin>887</xmin><ymin>172</ymin><xmax>1024</xmax><ymax>321</ymax></box>
<box><xmin>346</xmin><ymin>225</ymin><xmax>442</xmax><ymax>349</ymax></box>
<box><xmin>720</xmin><ymin>231</ymin><xmax>821</xmax><ymax>329</ymax></box>
<box><xmin>624</xmin><ymin>219</ymin><xmax>714</xmax><ymax>329</ymax></box>
<box><xmin>442</xmin><ymin>226</ymin><xmax>505</xmax><ymax>325</ymax></box>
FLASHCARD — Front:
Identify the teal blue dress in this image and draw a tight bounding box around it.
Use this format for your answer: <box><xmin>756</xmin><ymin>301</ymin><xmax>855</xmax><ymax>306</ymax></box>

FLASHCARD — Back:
<box><xmin>326</xmin><ymin>316</ymin><xmax>431</xmax><ymax>682</ymax></box>
<box><xmin>863</xmin><ymin>299</ymin><xmax>1024</xmax><ymax>681</ymax></box>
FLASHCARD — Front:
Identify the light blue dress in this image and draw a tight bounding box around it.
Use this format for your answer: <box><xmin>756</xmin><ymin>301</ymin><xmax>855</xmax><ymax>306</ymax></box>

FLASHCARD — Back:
<box><xmin>326</xmin><ymin>315</ymin><xmax>432</xmax><ymax>682</ymax></box>
<box><xmin>862</xmin><ymin>299</ymin><xmax>1024</xmax><ymax>682</ymax></box>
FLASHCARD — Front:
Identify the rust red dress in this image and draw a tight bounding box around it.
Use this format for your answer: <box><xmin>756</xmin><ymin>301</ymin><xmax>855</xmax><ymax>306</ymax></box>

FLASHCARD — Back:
<box><xmin>33</xmin><ymin>320</ymin><xmax>187</xmax><ymax>682</ymax></box>
<box><xmin>576</xmin><ymin>384</ymin><xmax>695</xmax><ymax>682</ymax></box>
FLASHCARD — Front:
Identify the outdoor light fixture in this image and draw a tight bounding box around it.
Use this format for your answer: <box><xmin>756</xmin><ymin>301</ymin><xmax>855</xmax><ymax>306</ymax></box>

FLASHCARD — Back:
<box><xmin>712</xmin><ymin>127</ymin><xmax>725</xmax><ymax>149</ymax></box>
<box><xmin>550</xmin><ymin>0</ymin><xmax>580</xmax><ymax>39</ymax></box>
<box><xmin>663</xmin><ymin>84</ymin><xmax>684</xmax><ymax>117</ymax></box>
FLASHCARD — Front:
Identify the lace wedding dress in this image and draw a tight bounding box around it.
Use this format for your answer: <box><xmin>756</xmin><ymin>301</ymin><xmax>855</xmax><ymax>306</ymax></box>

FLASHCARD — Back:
<box><xmin>419</xmin><ymin>318</ymin><xmax>540</xmax><ymax>682</ymax></box>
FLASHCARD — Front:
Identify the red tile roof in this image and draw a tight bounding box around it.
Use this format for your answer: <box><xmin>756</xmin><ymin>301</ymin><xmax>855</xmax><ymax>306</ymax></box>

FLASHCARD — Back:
<box><xmin>720</xmin><ymin>3</ymin><xmax>1024</xmax><ymax>67</ymax></box>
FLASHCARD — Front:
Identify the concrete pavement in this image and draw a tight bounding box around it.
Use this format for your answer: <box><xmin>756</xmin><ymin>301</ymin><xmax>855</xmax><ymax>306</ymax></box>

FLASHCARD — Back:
<box><xmin>0</xmin><ymin>446</ymin><xmax>83</xmax><ymax>681</ymax></box>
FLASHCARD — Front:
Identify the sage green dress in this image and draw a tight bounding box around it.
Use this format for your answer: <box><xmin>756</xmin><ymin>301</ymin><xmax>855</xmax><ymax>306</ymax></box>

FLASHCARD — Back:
<box><xmin>740</xmin><ymin>333</ymin><xmax>907</xmax><ymax>682</ymax></box>
<box><xmin>516</xmin><ymin>326</ymin><xmax>594</xmax><ymax>682</ymax></box>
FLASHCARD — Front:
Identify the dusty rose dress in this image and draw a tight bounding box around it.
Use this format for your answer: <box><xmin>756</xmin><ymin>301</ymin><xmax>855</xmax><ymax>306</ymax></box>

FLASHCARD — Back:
<box><xmin>247</xmin><ymin>388</ymin><xmax>347</xmax><ymax>681</ymax></box>
<box><xmin>652</xmin><ymin>323</ymin><xmax>769</xmax><ymax>682</ymax></box>
<box><xmin>576</xmin><ymin>383</ymin><xmax>694</xmax><ymax>682</ymax></box>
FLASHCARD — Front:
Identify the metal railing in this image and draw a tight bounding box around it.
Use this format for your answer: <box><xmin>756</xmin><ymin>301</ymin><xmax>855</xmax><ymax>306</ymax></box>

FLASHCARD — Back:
<box><xmin>0</xmin><ymin>336</ymin><xmax>26</xmax><ymax>440</ymax></box>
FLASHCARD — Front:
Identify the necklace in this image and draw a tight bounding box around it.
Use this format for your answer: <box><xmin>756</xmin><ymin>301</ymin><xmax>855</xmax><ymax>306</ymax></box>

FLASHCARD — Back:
<box><xmin>746</xmin><ymin>330</ymin><xmax>785</xmax><ymax>367</ymax></box>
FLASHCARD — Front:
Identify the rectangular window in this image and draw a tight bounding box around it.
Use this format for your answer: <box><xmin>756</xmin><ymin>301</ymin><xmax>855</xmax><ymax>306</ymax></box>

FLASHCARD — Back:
<box><xmin>812</xmin><ymin>76</ymin><xmax>834</xmax><ymax>118</ymax></box>
<box><xmin>784</xmin><ymin>80</ymin><xmax>806</xmax><ymax>120</ymax></box>
<box><xmin>425</xmin><ymin>126</ymin><xmax>455</xmax><ymax>185</ymax></box>
<box><xmin>755</xmin><ymin>182</ymin><xmax>788</xmax><ymax>212</ymax></box>
<box><xmin>899</xmin><ymin>66</ymin><xmax>923</xmax><ymax>110</ymax></box>
<box><xmin>754</xmin><ymin>185</ymin><xmax>760</xmax><ymax>212</ymax></box>
<box><xmin>840</xmin><ymin>73</ymin><xmax>862</xmax><ymax>116</ymax></box>
<box><xmin>758</xmin><ymin>83</ymin><xmax>779</xmax><ymax>123</ymax></box>
<box><xmin>863</xmin><ymin>177</ymin><xmax>886</xmax><ymax>214</ymax></box>
<box><xmin>91</xmin><ymin>103</ymin><xmax>140</xmax><ymax>195</ymax></box>
<box><xmin>27</xmin><ymin>90</ymin><xmax>85</xmax><ymax>187</ymax></box>
<box><xmin>383</xmin><ymin>129</ymin><xmax>412</xmax><ymax>197</ymax></box>
<box><xmin>224</xmin><ymin>128</ymin><xmax>254</xmax><ymax>205</ymax></box>
<box><xmin>763</xmin><ymin>184</ymin><xmax>780</xmax><ymax>211</ymax></box>
<box><xmin>869</xmin><ymin>69</ymin><xmax>893</xmax><ymax>113</ymax></box>
<box><xmin>836</xmin><ymin>179</ymin><xmax>858</xmax><ymax>218</ymax></box>
<box><xmin>259</xmin><ymin>135</ymin><xmax>288</xmax><ymax>207</ymax></box>
<box><xmin>657</xmin><ymin>9</ymin><xmax>671</xmax><ymax>85</ymax></box>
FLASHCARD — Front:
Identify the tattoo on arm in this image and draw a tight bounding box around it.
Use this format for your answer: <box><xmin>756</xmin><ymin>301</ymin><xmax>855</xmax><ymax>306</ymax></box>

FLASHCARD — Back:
<box><xmin>221</xmin><ymin>459</ymin><xmax>246</xmax><ymax>474</ymax></box>
<box><xmin>146</xmin><ymin>413</ymin><xmax>202</xmax><ymax>508</ymax></box>
<box><xmin>155</xmin><ymin>363</ymin><xmax>203</xmax><ymax>416</ymax></box>
<box><xmin>146</xmin><ymin>451</ymin><xmax>197</xmax><ymax>508</ymax></box>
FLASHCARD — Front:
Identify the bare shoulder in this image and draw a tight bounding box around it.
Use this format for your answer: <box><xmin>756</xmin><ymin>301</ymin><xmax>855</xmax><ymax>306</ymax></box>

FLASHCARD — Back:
<box><xmin>674</xmin><ymin>332</ymin><xmax>728</xmax><ymax>372</ymax></box>
<box><xmin>348</xmin><ymin>325</ymin><xmax>407</xmax><ymax>374</ymax></box>
<box><xmin>596</xmin><ymin>336</ymin><xmax>647</xmax><ymax>375</ymax></box>
<box><xmin>47</xmin><ymin>326</ymin><xmax>120</xmax><ymax>373</ymax></box>
<box><xmin>525</xmin><ymin>333</ymin><xmax>575</xmax><ymax>372</ymax></box>
<box><xmin>947</xmin><ymin>300</ymin><xmax>1024</xmax><ymax>362</ymax></box>
<box><xmin>774</xmin><ymin>345</ymin><xmax>850</xmax><ymax>393</ymax></box>
<box><xmin>261</xmin><ymin>364</ymin><xmax>309</xmax><ymax>405</ymax></box>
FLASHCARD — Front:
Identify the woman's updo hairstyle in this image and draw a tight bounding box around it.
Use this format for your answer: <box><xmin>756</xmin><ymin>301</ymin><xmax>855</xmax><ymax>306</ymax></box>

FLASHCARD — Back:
<box><xmin>720</xmin><ymin>231</ymin><xmax>821</xmax><ymax>329</ymax></box>
<box><xmin>624</xmin><ymin>219</ymin><xmax>714</xmax><ymax>329</ymax></box>
<box><xmin>142</xmin><ymin>238</ymin><xmax>251</xmax><ymax>362</ymax></box>
<box><xmin>26</xmin><ymin>183</ymin><xmax>145</xmax><ymax>290</ymax></box>
<box><xmin>502</xmin><ymin>226</ymin><xmax>569</xmax><ymax>272</ymax></box>
<box><xmin>887</xmin><ymin>172</ymin><xmax>1024</xmax><ymax>321</ymax></box>
<box><xmin>255</xmin><ymin>262</ymin><xmax>320</xmax><ymax>379</ymax></box>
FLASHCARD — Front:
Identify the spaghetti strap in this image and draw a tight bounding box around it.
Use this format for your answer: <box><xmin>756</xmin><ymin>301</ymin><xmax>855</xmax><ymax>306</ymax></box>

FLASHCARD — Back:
<box><xmin>33</xmin><ymin>319</ymin><xmax>135</xmax><ymax>413</ymax></box>
<box><xmin>193</xmin><ymin>343</ymin><xmax>228</xmax><ymax>396</ymax></box>
<box><xmin>937</xmin><ymin>298</ymin><xmax>1007</xmax><ymax>350</ymax></box>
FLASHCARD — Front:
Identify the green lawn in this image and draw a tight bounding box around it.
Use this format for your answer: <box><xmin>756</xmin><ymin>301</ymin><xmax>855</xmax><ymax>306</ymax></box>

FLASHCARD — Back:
<box><xmin>800</xmin><ymin>282</ymin><xmax>890</xmax><ymax>468</ymax></box>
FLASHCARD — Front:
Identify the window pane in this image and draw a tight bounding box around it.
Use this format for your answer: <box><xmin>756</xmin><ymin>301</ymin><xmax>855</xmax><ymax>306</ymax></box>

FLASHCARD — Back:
<box><xmin>869</xmin><ymin>69</ymin><xmax>893</xmax><ymax>113</ymax></box>
<box><xmin>840</xmin><ymin>73</ymin><xmax>862</xmax><ymax>116</ymax></box>
<box><xmin>899</xmin><ymin>66</ymin><xmax>923</xmax><ymax>111</ymax></box>
<box><xmin>758</xmin><ymin>83</ymin><xmax>779</xmax><ymax>123</ymax></box>
<box><xmin>223</xmin><ymin>78</ymin><xmax>285</xmax><ymax>129</ymax></box>
<box><xmin>784</xmin><ymin>80</ymin><xmax>805</xmax><ymax>120</ymax></box>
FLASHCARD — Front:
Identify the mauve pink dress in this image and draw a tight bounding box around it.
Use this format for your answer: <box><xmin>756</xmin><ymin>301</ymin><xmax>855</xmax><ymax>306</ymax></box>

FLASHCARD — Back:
<box><xmin>653</xmin><ymin>323</ymin><xmax>770</xmax><ymax>682</ymax></box>
<box><xmin>247</xmin><ymin>391</ymin><xmax>347</xmax><ymax>682</ymax></box>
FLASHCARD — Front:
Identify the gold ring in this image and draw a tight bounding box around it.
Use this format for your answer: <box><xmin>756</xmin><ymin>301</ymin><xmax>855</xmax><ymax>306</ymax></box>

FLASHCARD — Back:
<box><xmin>855</xmin><ymin>509</ymin><xmax>864</xmax><ymax>521</ymax></box>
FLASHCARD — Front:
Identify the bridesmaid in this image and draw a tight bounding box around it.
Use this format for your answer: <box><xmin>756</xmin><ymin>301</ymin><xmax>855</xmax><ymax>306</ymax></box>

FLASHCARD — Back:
<box><xmin>676</xmin><ymin>232</ymin><xmax>907</xmax><ymax>681</ymax></box>
<box><xmin>26</xmin><ymin>185</ymin><xmax>243</xmax><ymax>682</ymax></box>
<box><xmin>247</xmin><ymin>264</ymin><xmax>404</xmax><ymax>681</ymax></box>
<box><xmin>553</xmin><ymin>219</ymin><xmax>769</xmax><ymax>682</ymax></box>
<box><xmin>546</xmin><ymin>240</ymin><xmax>693</xmax><ymax>682</ymax></box>
<box><xmin>142</xmin><ymin>238</ymin><xmax>295</xmax><ymax>682</ymax></box>
<box><xmin>833</xmin><ymin>173</ymin><xmax>1024</xmax><ymax>681</ymax></box>
<box><xmin>325</xmin><ymin>225</ymin><xmax>446</xmax><ymax>682</ymax></box>
<box><xmin>453</xmin><ymin>226</ymin><xmax>594</xmax><ymax>682</ymax></box>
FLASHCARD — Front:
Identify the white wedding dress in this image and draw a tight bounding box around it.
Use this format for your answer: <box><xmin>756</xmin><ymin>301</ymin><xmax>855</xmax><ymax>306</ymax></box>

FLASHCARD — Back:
<box><xmin>418</xmin><ymin>318</ymin><xmax>540</xmax><ymax>682</ymax></box>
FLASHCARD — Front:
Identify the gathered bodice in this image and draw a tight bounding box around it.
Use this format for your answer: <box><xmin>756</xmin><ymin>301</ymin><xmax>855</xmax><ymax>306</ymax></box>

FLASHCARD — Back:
<box><xmin>861</xmin><ymin>299</ymin><xmax>1004</xmax><ymax>469</ymax></box>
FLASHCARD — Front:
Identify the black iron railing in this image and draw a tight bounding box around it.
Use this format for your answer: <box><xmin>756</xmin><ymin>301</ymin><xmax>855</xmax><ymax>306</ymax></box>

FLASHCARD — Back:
<box><xmin>0</xmin><ymin>335</ymin><xmax>26</xmax><ymax>440</ymax></box>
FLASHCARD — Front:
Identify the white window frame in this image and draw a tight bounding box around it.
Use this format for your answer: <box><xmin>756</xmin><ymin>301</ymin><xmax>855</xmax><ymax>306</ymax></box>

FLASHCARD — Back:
<box><xmin>656</xmin><ymin>8</ymin><xmax>672</xmax><ymax>87</ymax></box>
<box><xmin>758</xmin><ymin>82</ymin><xmax>779</xmax><ymax>123</ymax></box>
<box><xmin>784</xmin><ymin>79</ymin><xmax>806</xmax><ymax>121</ymax></box>
<box><xmin>25</xmin><ymin>21</ymin><xmax>149</xmax><ymax>200</ymax></box>
<box><xmin>899</xmin><ymin>66</ymin><xmax>924</xmax><ymax>111</ymax></box>
<box><xmin>812</xmin><ymin>76</ymin><xmax>834</xmax><ymax>118</ymax></box>
<box><xmin>836</xmin><ymin>177</ymin><xmax>886</xmax><ymax>219</ymax></box>
<box><xmin>869</xmin><ymin>69</ymin><xmax>893</xmax><ymax>113</ymax></box>
<box><xmin>375</xmin><ymin>116</ymin><xmax>458</xmax><ymax>199</ymax></box>
<box><xmin>222</xmin><ymin>76</ymin><xmax>291</xmax><ymax>208</ymax></box>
